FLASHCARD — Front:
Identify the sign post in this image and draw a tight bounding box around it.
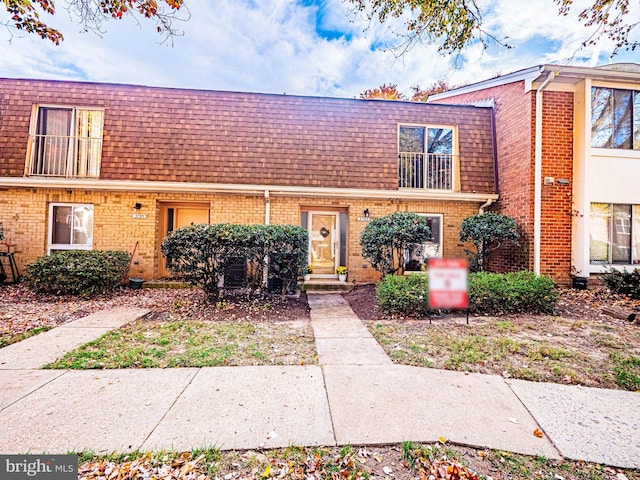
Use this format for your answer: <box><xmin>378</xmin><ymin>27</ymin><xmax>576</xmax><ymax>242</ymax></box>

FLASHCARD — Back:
<box><xmin>428</xmin><ymin>258</ymin><xmax>469</xmax><ymax>324</ymax></box>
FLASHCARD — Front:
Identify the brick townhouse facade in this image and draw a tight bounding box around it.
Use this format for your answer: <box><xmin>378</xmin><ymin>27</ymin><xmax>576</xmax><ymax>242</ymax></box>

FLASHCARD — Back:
<box><xmin>430</xmin><ymin>63</ymin><xmax>640</xmax><ymax>286</ymax></box>
<box><xmin>0</xmin><ymin>78</ymin><xmax>498</xmax><ymax>283</ymax></box>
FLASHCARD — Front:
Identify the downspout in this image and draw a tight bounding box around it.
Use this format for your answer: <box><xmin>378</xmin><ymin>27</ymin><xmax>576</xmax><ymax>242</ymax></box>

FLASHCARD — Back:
<box><xmin>263</xmin><ymin>190</ymin><xmax>270</xmax><ymax>287</ymax></box>
<box><xmin>533</xmin><ymin>71</ymin><xmax>556</xmax><ymax>275</ymax></box>
<box><xmin>491</xmin><ymin>101</ymin><xmax>500</xmax><ymax>195</ymax></box>
<box><xmin>264</xmin><ymin>189</ymin><xmax>270</xmax><ymax>226</ymax></box>
<box><xmin>479</xmin><ymin>103</ymin><xmax>500</xmax><ymax>216</ymax></box>
<box><xmin>479</xmin><ymin>198</ymin><xmax>494</xmax><ymax>214</ymax></box>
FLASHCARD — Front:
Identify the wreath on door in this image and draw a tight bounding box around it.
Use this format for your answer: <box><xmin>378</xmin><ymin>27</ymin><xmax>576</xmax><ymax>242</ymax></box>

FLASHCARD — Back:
<box><xmin>320</xmin><ymin>226</ymin><xmax>330</xmax><ymax>238</ymax></box>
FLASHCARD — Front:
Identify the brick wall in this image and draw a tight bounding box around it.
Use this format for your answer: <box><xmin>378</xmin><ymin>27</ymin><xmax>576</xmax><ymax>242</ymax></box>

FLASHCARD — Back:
<box><xmin>1</xmin><ymin>187</ymin><xmax>482</xmax><ymax>283</ymax></box>
<box><xmin>432</xmin><ymin>82</ymin><xmax>534</xmax><ymax>273</ymax></box>
<box><xmin>539</xmin><ymin>91</ymin><xmax>574</xmax><ymax>284</ymax></box>
<box><xmin>0</xmin><ymin>78</ymin><xmax>495</xmax><ymax>194</ymax></box>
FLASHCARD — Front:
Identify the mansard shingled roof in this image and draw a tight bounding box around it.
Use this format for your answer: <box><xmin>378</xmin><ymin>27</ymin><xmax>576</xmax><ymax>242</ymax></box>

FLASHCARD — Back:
<box><xmin>0</xmin><ymin>78</ymin><xmax>496</xmax><ymax>194</ymax></box>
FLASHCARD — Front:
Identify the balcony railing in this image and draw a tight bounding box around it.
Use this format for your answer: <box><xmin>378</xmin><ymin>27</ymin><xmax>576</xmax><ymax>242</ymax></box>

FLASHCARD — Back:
<box><xmin>30</xmin><ymin>134</ymin><xmax>102</xmax><ymax>178</ymax></box>
<box><xmin>398</xmin><ymin>152</ymin><xmax>454</xmax><ymax>190</ymax></box>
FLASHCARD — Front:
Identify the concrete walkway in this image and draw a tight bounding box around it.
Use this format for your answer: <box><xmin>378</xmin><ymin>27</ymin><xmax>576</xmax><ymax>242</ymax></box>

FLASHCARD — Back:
<box><xmin>0</xmin><ymin>307</ymin><xmax>150</xmax><ymax>369</ymax></box>
<box><xmin>0</xmin><ymin>296</ymin><xmax>638</xmax><ymax>469</ymax></box>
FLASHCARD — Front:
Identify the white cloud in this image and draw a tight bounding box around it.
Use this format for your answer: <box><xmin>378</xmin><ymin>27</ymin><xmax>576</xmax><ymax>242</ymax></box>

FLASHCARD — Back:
<box><xmin>0</xmin><ymin>0</ymin><xmax>638</xmax><ymax>98</ymax></box>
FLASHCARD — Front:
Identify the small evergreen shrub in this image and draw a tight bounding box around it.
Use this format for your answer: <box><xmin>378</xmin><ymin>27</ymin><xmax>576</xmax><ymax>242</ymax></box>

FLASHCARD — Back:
<box><xmin>459</xmin><ymin>212</ymin><xmax>520</xmax><ymax>272</ymax></box>
<box><xmin>376</xmin><ymin>270</ymin><xmax>557</xmax><ymax>316</ymax></box>
<box><xmin>360</xmin><ymin>212</ymin><xmax>431</xmax><ymax>276</ymax></box>
<box><xmin>376</xmin><ymin>274</ymin><xmax>431</xmax><ymax>317</ymax></box>
<box><xmin>25</xmin><ymin>250</ymin><xmax>130</xmax><ymax>296</ymax></box>
<box><xmin>468</xmin><ymin>271</ymin><xmax>557</xmax><ymax>314</ymax></box>
<box><xmin>602</xmin><ymin>268</ymin><xmax>640</xmax><ymax>299</ymax></box>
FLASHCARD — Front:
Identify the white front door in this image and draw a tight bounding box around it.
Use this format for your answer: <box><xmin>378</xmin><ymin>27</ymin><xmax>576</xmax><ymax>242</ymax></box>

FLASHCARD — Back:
<box><xmin>308</xmin><ymin>212</ymin><xmax>339</xmax><ymax>276</ymax></box>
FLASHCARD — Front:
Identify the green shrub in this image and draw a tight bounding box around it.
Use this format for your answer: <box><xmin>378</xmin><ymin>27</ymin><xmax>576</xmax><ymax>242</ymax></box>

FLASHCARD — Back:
<box><xmin>25</xmin><ymin>250</ymin><xmax>130</xmax><ymax>296</ymax></box>
<box><xmin>602</xmin><ymin>268</ymin><xmax>640</xmax><ymax>299</ymax></box>
<box><xmin>161</xmin><ymin>223</ymin><xmax>308</xmax><ymax>300</ymax></box>
<box><xmin>376</xmin><ymin>274</ymin><xmax>431</xmax><ymax>317</ymax></box>
<box><xmin>360</xmin><ymin>212</ymin><xmax>431</xmax><ymax>276</ymax></box>
<box><xmin>468</xmin><ymin>271</ymin><xmax>557</xmax><ymax>315</ymax></box>
<box><xmin>376</xmin><ymin>270</ymin><xmax>557</xmax><ymax>316</ymax></box>
<box><xmin>266</xmin><ymin>224</ymin><xmax>309</xmax><ymax>300</ymax></box>
<box><xmin>459</xmin><ymin>212</ymin><xmax>520</xmax><ymax>272</ymax></box>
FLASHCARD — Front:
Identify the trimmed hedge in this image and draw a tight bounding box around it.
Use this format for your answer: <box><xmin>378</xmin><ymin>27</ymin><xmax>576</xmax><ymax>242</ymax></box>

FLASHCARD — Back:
<box><xmin>25</xmin><ymin>250</ymin><xmax>130</xmax><ymax>296</ymax></box>
<box><xmin>376</xmin><ymin>271</ymin><xmax>557</xmax><ymax>317</ymax></box>
<box><xmin>468</xmin><ymin>271</ymin><xmax>557</xmax><ymax>314</ymax></box>
<box><xmin>161</xmin><ymin>223</ymin><xmax>308</xmax><ymax>300</ymax></box>
<box><xmin>376</xmin><ymin>274</ymin><xmax>431</xmax><ymax>317</ymax></box>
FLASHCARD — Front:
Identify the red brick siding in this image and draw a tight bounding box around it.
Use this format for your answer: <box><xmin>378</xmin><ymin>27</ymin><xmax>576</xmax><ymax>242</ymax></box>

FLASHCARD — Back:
<box><xmin>539</xmin><ymin>91</ymin><xmax>573</xmax><ymax>285</ymax></box>
<box><xmin>432</xmin><ymin>85</ymin><xmax>575</xmax><ymax>283</ymax></box>
<box><xmin>432</xmin><ymin>82</ymin><xmax>534</xmax><ymax>272</ymax></box>
<box><xmin>0</xmin><ymin>78</ymin><xmax>495</xmax><ymax>194</ymax></box>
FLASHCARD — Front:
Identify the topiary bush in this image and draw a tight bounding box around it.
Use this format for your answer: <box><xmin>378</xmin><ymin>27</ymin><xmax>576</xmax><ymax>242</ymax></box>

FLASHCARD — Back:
<box><xmin>459</xmin><ymin>212</ymin><xmax>520</xmax><ymax>272</ymax></box>
<box><xmin>376</xmin><ymin>270</ymin><xmax>557</xmax><ymax>316</ymax></box>
<box><xmin>25</xmin><ymin>250</ymin><xmax>130</xmax><ymax>296</ymax></box>
<box><xmin>360</xmin><ymin>212</ymin><xmax>431</xmax><ymax>276</ymax></box>
<box><xmin>601</xmin><ymin>267</ymin><xmax>640</xmax><ymax>299</ymax></box>
<box><xmin>376</xmin><ymin>273</ymin><xmax>431</xmax><ymax>317</ymax></box>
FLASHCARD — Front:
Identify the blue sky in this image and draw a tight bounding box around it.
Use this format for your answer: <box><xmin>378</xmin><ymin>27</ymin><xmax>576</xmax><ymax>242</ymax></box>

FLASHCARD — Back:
<box><xmin>1</xmin><ymin>0</ymin><xmax>639</xmax><ymax>98</ymax></box>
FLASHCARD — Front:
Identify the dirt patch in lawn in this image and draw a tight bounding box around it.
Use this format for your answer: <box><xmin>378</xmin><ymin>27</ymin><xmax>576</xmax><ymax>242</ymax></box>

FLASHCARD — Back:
<box><xmin>344</xmin><ymin>284</ymin><xmax>640</xmax><ymax>390</ymax></box>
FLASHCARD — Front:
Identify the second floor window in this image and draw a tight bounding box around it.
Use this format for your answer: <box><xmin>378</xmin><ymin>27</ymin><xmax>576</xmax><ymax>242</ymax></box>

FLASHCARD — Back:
<box><xmin>591</xmin><ymin>87</ymin><xmax>640</xmax><ymax>150</ymax></box>
<box><xmin>399</xmin><ymin>125</ymin><xmax>454</xmax><ymax>189</ymax></box>
<box><xmin>30</xmin><ymin>106</ymin><xmax>104</xmax><ymax>177</ymax></box>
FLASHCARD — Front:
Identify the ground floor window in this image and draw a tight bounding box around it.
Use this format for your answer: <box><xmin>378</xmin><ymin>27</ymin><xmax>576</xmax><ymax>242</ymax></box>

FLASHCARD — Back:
<box><xmin>404</xmin><ymin>214</ymin><xmax>442</xmax><ymax>271</ymax></box>
<box><xmin>590</xmin><ymin>203</ymin><xmax>640</xmax><ymax>265</ymax></box>
<box><xmin>48</xmin><ymin>203</ymin><xmax>94</xmax><ymax>252</ymax></box>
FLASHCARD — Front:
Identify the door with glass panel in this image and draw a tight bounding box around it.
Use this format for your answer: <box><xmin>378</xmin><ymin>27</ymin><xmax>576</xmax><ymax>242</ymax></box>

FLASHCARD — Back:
<box><xmin>308</xmin><ymin>212</ymin><xmax>339</xmax><ymax>276</ymax></box>
<box><xmin>160</xmin><ymin>203</ymin><xmax>210</xmax><ymax>278</ymax></box>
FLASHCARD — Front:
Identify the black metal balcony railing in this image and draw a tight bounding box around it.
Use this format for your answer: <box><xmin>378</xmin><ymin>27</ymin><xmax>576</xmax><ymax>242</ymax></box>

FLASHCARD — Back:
<box><xmin>30</xmin><ymin>134</ymin><xmax>102</xmax><ymax>178</ymax></box>
<box><xmin>398</xmin><ymin>152</ymin><xmax>454</xmax><ymax>190</ymax></box>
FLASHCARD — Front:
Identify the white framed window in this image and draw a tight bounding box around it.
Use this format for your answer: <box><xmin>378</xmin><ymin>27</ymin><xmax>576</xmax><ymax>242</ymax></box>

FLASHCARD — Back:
<box><xmin>591</xmin><ymin>87</ymin><xmax>640</xmax><ymax>150</ymax></box>
<box><xmin>590</xmin><ymin>203</ymin><xmax>640</xmax><ymax>265</ymax></box>
<box><xmin>48</xmin><ymin>204</ymin><xmax>94</xmax><ymax>252</ymax></box>
<box><xmin>398</xmin><ymin>125</ymin><xmax>456</xmax><ymax>190</ymax></box>
<box><xmin>404</xmin><ymin>214</ymin><xmax>443</xmax><ymax>271</ymax></box>
<box><xmin>29</xmin><ymin>106</ymin><xmax>104</xmax><ymax>177</ymax></box>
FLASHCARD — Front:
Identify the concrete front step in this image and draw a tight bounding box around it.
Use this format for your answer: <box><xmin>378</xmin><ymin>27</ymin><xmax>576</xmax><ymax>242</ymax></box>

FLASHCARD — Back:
<box><xmin>302</xmin><ymin>280</ymin><xmax>354</xmax><ymax>293</ymax></box>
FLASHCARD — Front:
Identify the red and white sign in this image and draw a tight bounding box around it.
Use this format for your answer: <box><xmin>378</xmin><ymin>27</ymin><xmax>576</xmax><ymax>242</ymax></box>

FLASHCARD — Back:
<box><xmin>428</xmin><ymin>258</ymin><xmax>468</xmax><ymax>309</ymax></box>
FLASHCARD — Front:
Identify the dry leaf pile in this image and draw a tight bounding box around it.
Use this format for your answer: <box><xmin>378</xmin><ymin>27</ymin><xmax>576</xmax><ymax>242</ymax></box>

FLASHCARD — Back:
<box><xmin>79</xmin><ymin>452</ymin><xmax>208</xmax><ymax>480</ymax></box>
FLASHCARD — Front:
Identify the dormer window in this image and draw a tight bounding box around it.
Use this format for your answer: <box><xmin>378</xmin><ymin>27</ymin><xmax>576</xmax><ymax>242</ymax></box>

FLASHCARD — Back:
<box><xmin>28</xmin><ymin>106</ymin><xmax>104</xmax><ymax>177</ymax></box>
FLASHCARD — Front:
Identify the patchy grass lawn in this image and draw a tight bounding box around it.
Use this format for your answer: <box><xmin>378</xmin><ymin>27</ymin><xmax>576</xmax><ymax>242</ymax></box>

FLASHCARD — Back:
<box><xmin>346</xmin><ymin>285</ymin><xmax>640</xmax><ymax>391</ymax></box>
<box><xmin>0</xmin><ymin>325</ymin><xmax>53</xmax><ymax>348</ymax></box>
<box><xmin>48</xmin><ymin>318</ymin><xmax>316</xmax><ymax>368</ymax></box>
<box><xmin>368</xmin><ymin>317</ymin><xmax>640</xmax><ymax>390</ymax></box>
<box><xmin>75</xmin><ymin>443</ymin><xmax>640</xmax><ymax>480</ymax></box>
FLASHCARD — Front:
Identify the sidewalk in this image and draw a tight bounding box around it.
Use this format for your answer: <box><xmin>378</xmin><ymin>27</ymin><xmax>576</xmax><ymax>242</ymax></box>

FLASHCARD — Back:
<box><xmin>0</xmin><ymin>295</ymin><xmax>638</xmax><ymax>469</ymax></box>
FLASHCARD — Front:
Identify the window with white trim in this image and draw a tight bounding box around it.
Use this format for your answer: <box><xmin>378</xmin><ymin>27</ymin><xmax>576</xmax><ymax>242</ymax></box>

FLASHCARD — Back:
<box><xmin>590</xmin><ymin>203</ymin><xmax>640</xmax><ymax>265</ymax></box>
<box><xmin>48</xmin><ymin>204</ymin><xmax>94</xmax><ymax>252</ymax></box>
<box><xmin>591</xmin><ymin>87</ymin><xmax>640</xmax><ymax>150</ymax></box>
<box><xmin>398</xmin><ymin>125</ymin><xmax>455</xmax><ymax>190</ymax></box>
<box><xmin>30</xmin><ymin>106</ymin><xmax>104</xmax><ymax>177</ymax></box>
<box><xmin>404</xmin><ymin>214</ymin><xmax>443</xmax><ymax>271</ymax></box>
